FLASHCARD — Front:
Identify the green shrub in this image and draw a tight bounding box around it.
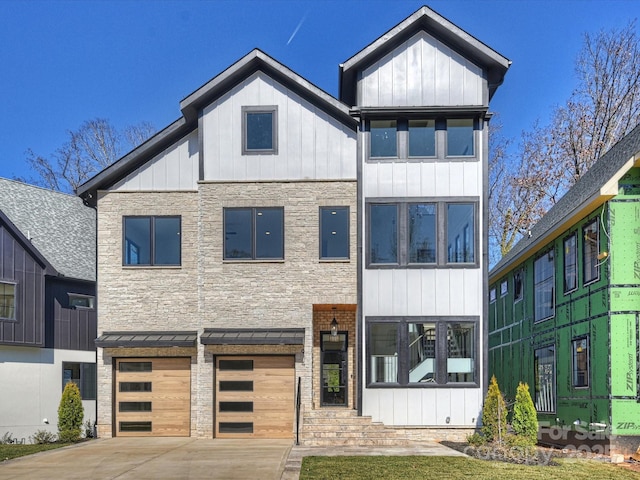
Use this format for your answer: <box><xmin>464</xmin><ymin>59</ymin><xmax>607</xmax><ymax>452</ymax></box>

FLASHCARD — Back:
<box><xmin>58</xmin><ymin>382</ymin><xmax>84</xmax><ymax>442</ymax></box>
<box><xmin>30</xmin><ymin>429</ymin><xmax>57</xmax><ymax>444</ymax></box>
<box><xmin>466</xmin><ymin>432</ymin><xmax>487</xmax><ymax>446</ymax></box>
<box><xmin>0</xmin><ymin>432</ymin><xmax>15</xmax><ymax>444</ymax></box>
<box><xmin>83</xmin><ymin>419</ymin><xmax>95</xmax><ymax>439</ymax></box>
<box><xmin>481</xmin><ymin>375</ymin><xmax>508</xmax><ymax>443</ymax></box>
<box><xmin>511</xmin><ymin>381</ymin><xmax>538</xmax><ymax>446</ymax></box>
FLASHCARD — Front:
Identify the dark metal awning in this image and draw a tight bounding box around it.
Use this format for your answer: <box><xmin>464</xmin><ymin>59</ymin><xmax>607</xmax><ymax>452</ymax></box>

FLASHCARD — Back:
<box><xmin>200</xmin><ymin>328</ymin><xmax>305</xmax><ymax>345</ymax></box>
<box><xmin>95</xmin><ymin>331</ymin><xmax>198</xmax><ymax>348</ymax></box>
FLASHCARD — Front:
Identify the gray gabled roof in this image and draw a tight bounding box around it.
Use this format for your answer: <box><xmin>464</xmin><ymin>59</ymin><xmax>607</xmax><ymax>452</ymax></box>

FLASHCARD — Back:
<box><xmin>339</xmin><ymin>5</ymin><xmax>511</xmax><ymax>105</ymax></box>
<box><xmin>0</xmin><ymin>178</ymin><xmax>96</xmax><ymax>282</ymax></box>
<box><xmin>77</xmin><ymin>49</ymin><xmax>356</xmax><ymax>205</ymax></box>
<box><xmin>490</xmin><ymin>123</ymin><xmax>640</xmax><ymax>280</ymax></box>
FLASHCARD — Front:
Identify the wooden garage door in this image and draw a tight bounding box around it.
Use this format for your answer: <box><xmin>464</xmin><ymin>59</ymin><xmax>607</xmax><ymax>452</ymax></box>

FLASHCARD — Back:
<box><xmin>115</xmin><ymin>357</ymin><xmax>191</xmax><ymax>437</ymax></box>
<box><xmin>215</xmin><ymin>356</ymin><xmax>294</xmax><ymax>439</ymax></box>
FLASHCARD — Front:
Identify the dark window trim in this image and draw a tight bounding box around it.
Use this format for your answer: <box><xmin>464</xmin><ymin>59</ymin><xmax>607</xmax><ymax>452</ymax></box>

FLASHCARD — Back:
<box><xmin>242</xmin><ymin>105</ymin><xmax>278</xmax><ymax>155</ymax></box>
<box><xmin>533</xmin><ymin>249</ymin><xmax>555</xmax><ymax>323</ymax></box>
<box><xmin>365</xmin><ymin>316</ymin><xmax>480</xmax><ymax>389</ymax></box>
<box><xmin>563</xmin><ymin>232</ymin><xmax>578</xmax><ymax>295</ymax></box>
<box><xmin>582</xmin><ymin>219</ymin><xmax>600</xmax><ymax>287</ymax></box>
<box><xmin>0</xmin><ymin>280</ymin><xmax>17</xmax><ymax>321</ymax></box>
<box><xmin>319</xmin><ymin>206</ymin><xmax>350</xmax><ymax>260</ymax></box>
<box><xmin>571</xmin><ymin>335</ymin><xmax>590</xmax><ymax>389</ymax></box>
<box><xmin>534</xmin><ymin>344</ymin><xmax>556</xmax><ymax>414</ymax></box>
<box><xmin>68</xmin><ymin>293</ymin><xmax>96</xmax><ymax>310</ymax></box>
<box><xmin>62</xmin><ymin>361</ymin><xmax>97</xmax><ymax>400</ymax></box>
<box><xmin>122</xmin><ymin>215</ymin><xmax>182</xmax><ymax>267</ymax></box>
<box><xmin>366</xmin><ymin>197</ymin><xmax>479</xmax><ymax>269</ymax></box>
<box><xmin>513</xmin><ymin>268</ymin><xmax>524</xmax><ymax>303</ymax></box>
<box><xmin>445</xmin><ymin>118</ymin><xmax>477</xmax><ymax>158</ymax></box>
<box><xmin>223</xmin><ymin>207</ymin><xmax>285</xmax><ymax>261</ymax></box>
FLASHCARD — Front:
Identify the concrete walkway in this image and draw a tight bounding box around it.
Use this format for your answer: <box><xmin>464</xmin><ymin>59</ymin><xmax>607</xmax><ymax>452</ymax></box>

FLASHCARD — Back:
<box><xmin>0</xmin><ymin>438</ymin><xmax>465</xmax><ymax>480</ymax></box>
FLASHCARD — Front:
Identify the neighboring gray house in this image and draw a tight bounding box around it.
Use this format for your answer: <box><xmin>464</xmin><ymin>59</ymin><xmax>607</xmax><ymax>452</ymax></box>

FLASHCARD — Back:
<box><xmin>77</xmin><ymin>6</ymin><xmax>508</xmax><ymax>443</ymax></box>
<box><xmin>0</xmin><ymin>178</ymin><xmax>97</xmax><ymax>442</ymax></box>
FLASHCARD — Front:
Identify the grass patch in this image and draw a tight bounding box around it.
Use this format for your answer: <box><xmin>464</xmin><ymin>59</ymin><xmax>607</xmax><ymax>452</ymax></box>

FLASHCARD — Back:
<box><xmin>0</xmin><ymin>443</ymin><xmax>71</xmax><ymax>462</ymax></box>
<box><xmin>299</xmin><ymin>456</ymin><xmax>639</xmax><ymax>480</ymax></box>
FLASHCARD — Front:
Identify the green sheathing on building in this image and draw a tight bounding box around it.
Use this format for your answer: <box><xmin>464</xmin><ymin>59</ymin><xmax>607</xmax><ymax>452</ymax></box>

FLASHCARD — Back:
<box><xmin>489</xmin><ymin>166</ymin><xmax>640</xmax><ymax>436</ymax></box>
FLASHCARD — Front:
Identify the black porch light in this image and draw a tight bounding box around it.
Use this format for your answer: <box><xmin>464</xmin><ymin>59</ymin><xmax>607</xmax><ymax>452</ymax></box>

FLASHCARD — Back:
<box><xmin>330</xmin><ymin>317</ymin><xmax>338</xmax><ymax>338</ymax></box>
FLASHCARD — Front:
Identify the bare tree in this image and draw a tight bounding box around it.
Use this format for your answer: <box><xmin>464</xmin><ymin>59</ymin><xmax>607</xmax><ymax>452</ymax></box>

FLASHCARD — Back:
<box><xmin>491</xmin><ymin>20</ymin><xmax>640</xmax><ymax>263</ymax></box>
<box><xmin>22</xmin><ymin>118</ymin><xmax>155</xmax><ymax>193</ymax></box>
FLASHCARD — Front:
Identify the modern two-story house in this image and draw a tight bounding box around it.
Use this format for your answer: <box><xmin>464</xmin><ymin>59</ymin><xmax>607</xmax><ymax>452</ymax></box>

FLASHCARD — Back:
<box><xmin>77</xmin><ymin>6</ymin><xmax>509</xmax><ymax>442</ymax></box>
<box><xmin>0</xmin><ymin>179</ymin><xmax>97</xmax><ymax>442</ymax></box>
<box><xmin>489</xmin><ymin>125</ymin><xmax>640</xmax><ymax>455</ymax></box>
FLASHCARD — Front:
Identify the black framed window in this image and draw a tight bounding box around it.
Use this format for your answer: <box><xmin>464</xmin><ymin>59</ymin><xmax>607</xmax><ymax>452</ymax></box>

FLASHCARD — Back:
<box><xmin>370</xmin><ymin>120</ymin><xmax>397</xmax><ymax>157</ymax></box>
<box><xmin>320</xmin><ymin>207</ymin><xmax>349</xmax><ymax>260</ymax></box>
<box><xmin>367</xmin><ymin>200</ymin><xmax>477</xmax><ymax>268</ymax></box>
<box><xmin>367</xmin><ymin>317</ymin><xmax>478</xmax><ymax>387</ymax></box>
<box><xmin>242</xmin><ymin>106</ymin><xmax>277</xmax><ymax>154</ymax></box>
<box><xmin>63</xmin><ymin>362</ymin><xmax>96</xmax><ymax>400</ymax></box>
<box><xmin>408</xmin><ymin>119</ymin><xmax>436</xmax><ymax>157</ymax></box>
<box><xmin>0</xmin><ymin>282</ymin><xmax>16</xmax><ymax>320</ymax></box>
<box><xmin>563</xmin><ymin>233</ymin><xmax>577</xmax><ymax>293</ymax></box>
<box><xmin>534</xmin><ymin>250</ymin><xmax>555</xmax><ymax>322</ymax></box>
<box><xmin>534</xmin><ymin>345</ymin><xmax>556</xmax><ymax>413</ymax></box>
<box><xmin>572</xmin><ymin>337</ymin><xmax>589</xmax><ymax>388</ymax></box>
<box><xmin>513</xmin><ymin>269</ymin><xmax>523</xmax><ymax>302</ymax></box>
<box><xmin>123</xmin><ymin>216</ymin><xmax>181</xmax><ymax>266</ymax></box>
<box><xmin>224</xmin><ymin>207</ymin><xmax>284</xmax><ymax>260</ymax></box>
<box><xmin>446</xmin><ymin>119</ymin><xmax>474</xmax><ymax>156</ymax></box>
<box><xmin>583</xmin><ymin>220</ymin><xmax>599</xmax><ymax>285</ymax></box>
<box><xmin>68</xmin><ymin>293</ymin><xmax>95</xmax><ymax>309</ymax></box>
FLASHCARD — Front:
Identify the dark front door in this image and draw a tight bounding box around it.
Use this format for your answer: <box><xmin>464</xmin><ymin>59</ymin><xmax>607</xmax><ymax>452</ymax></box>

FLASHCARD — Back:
<box><xmin>321</xmin><ymin>332</ymin><xmax>347</xmax><ymax>406</ymax></box>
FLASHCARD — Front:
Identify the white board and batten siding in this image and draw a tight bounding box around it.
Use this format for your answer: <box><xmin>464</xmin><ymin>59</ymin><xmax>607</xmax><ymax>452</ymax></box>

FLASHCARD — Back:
<box><xmin>201</xmin><ymin>72</ymin><xmax>356</xmax><ymax>182</ymax></box>
<box><xmin>359</xmin><ymin>31</ymin><xmax>485</xmax><ymax>107</ymax></box>
<box><xmin>111</xmin><ymin>131</ymin><xmax>199</xmax><ymax>191</ymax></box>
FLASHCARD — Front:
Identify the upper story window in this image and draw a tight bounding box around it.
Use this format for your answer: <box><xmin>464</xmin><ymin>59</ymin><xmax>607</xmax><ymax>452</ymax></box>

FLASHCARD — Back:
<box><xmin>320</xmin><ymin>207</ymin><xmax>349</xmax><ymax>260</ymax></box>
<box><xmin>68</xmin><ymin>293</ymin><xmax>95</xmax><ymax>309</ymax></box>
<box><xmin>224</xmin><ymin>207</ymin><xmax>284</xmax><ymax>260</ymax></box>
<box><xmin>367</xmin><ymin>200</ymin><xmax>477</xmax><ymax>268</ymax></box>
<box><xmin>242</xmin><ymin>106</ymin><xmax>278</xmax><ymax>155</ymax></box>
<box><xmin>123</xmin><ymin>216</ymin><xmax>181</xmax><ymax>266</ymax></box>
<box><xmin>583</xmin><ymin>219</ymin><xmax>599</xmax><ymax>285</ymax></box>
<box><xmin>489</xmin><ymin>287</ymin><xmax>496</xmax><ymax>303</ymax></box>
<box><xmin>0</xmin><ymin>282</ymin><xmax>16</xmax><ymax>320</ymax></box>
<box><xmin>408</xmin><ymin>120</ymin><xmax>436</xmax><ymax>157</ymax></box>
<box><xmin>563</xmin><ymin>233</ymin><xmax>577</xmax><ymax>293</ymax></box>
<box><xmin>500</xmin><ymin>280</ymin><xmax>508</xmax><ymax>297</ymax></box>
<box><xmin>446</xmin><ymin>119</ymin><xmax>474</xmax><ymax>156</ymax></box>
<box><xmin>534</xmin><ymin>250</ymin><xmax>554</xmax><ymax>322</ymax></box>
<box><xmin>370</xmin><ymin>120</ymin><xmax>397</xmax><ymax>157</ymax></box>
<box><xmin>513</xmin><ymin>269</ymin><xmax>524</xmax><ymax>302</ymax></box>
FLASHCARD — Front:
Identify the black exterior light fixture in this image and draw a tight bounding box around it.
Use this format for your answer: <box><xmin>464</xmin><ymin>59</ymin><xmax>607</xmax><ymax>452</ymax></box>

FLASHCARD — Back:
<box><xmin>330</xmin><ymin>316</ymin><xmax>338</xmax><ymax>338</ymax></box>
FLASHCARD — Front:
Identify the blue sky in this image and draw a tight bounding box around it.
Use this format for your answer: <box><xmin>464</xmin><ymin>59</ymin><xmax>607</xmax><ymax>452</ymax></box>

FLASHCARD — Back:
<box><xmin>1</xmin><ymin>0</ymin><xmax>638</xmax><ymax>184</ymax></box>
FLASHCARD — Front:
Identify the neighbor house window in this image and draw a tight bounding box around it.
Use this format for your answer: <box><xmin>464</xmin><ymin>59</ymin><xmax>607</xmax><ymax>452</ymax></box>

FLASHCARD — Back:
<box><xmin>572</xmin><ymin>337</ymin><xmax>589</xmax><ymax>388</ymax></box>
<box><xmin>0</xmin><ymin>282</ymin><xmax>16</xmax><ymax>320</ymax></box>
<box><xmin>370</xmin><ymin>120</ymin><xmax>397</xmax><ymax>157</ymax></box>
<box><xmin>320</xmin><ymin>207</ymin><xmax>349</xmax><ymax>260</ymax></box>
<box><xmin>534</xmin><ymin>250</ymin><xmax>554</xmax><ymax>322</ymax></box>
<box><xmin>583</xmin><ymin>220</ymin><xmax>599</xmax><ymax>285</ymax></box>
<box><xmin>224</xmin><ymin>207</ymin><xmax>284</xmax><ymax>260</ymax></box>
<box><xmin>368</xmin><ymin>200</ymin><xmax>477</xmax><ymax>267</ymax></box>
<box><xmin>500</xmin><ymin>280</ymin><xmax>508</xmax><ymax>297</ymax></box>
<box><xmin>534</xmin><ymin>345</ymin><xmax>556</xmax><ymax>413</ymax></box>
<box><xmin>242</xmin><ymin>106</ymin><xmax>277</xmax><ymax>154</ymax></box>
<box><xmin>68</xmin><ymin>293</ymin><xmax>95</xmax><ymax>309</ymax></box>
<box><xmin>564</xmin><ymin>233</ymin><xmax>577</xmax><ymax>293</ymax></box>
<box><xmin>447</xmin><ymin>203</ymin><xmax>475</xmax><ymax>263</ymax></box>
<box><xmin>123</xmin><ymin>216</ymin><xmax>181</xmax><ymax>266</ymax></box>
<box><xmin>368</xmin><ymin>317</ymin><xmax>477</xmax><ymax>386</ymax></box>
<box><xmin>408</xmin><ymin>119</ymin><xmax>436</xmax><ymax>157</ymax></box>
<box><xmin>489</xmin><ymin>288</ymin><xmax>496</xmax><ymax>303</ymax></box>
<box><xmin>447</xmin><ymin>119</ymin><xmax>474</xmax><ymax>156</ymax></box>
<box><xmin>63</xmin><ymin>362</ymin><xmax>96</xmax><ymax>400</ymax></box>
<box><xmin>513</xmin><ymin>269</ymin><xmax>523</xmax><ymax>302</ymax></box>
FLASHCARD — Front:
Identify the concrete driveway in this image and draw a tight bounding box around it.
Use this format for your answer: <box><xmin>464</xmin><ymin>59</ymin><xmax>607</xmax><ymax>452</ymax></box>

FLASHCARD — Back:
<box><xmin>0</xmin><ymin>438</ymin><xmax>293</xmax><ymax>480</ymax></box>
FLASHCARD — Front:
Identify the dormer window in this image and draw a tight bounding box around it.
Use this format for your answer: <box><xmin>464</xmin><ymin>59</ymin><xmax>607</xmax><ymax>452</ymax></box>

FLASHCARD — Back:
<box><xmin>242</xmin><ymin>106</ymin><xmax>278</xmax><ymax>155</ymax></box>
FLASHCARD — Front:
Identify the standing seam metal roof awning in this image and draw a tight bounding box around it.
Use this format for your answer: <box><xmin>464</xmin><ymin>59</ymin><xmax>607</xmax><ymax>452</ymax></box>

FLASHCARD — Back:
<box><xmin>95</xmin><ymin>331</ymin><xmax>198</xmax><ymax>348</ymax></box>
<box><xmin>200</xmin><ymin>328</ymin><xmax>305</xmax><ymax>345</ymax></box>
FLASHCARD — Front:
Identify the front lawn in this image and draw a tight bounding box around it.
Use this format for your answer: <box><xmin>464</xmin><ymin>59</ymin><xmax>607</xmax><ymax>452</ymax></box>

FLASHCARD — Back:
<box><xmin>0</xmin><ymin>443</ymin><xmax>71</xmax><ymax>462</ymax></box>
<box><xmin>299</xmin><ymin>456</ymin><xmax>639</xmax><ymax>479</ymax></box>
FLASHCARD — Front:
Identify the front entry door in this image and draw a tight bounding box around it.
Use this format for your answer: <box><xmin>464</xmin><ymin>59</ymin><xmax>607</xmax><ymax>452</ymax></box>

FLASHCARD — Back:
<box><xmin>321</xmin><ymin>332</ymin><xmax>347</xmax><ymax>406</ymax></box>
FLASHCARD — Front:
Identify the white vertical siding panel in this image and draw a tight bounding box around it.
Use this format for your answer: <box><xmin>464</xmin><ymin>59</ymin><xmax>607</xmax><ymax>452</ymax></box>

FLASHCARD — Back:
<box><xmin>377</xmin><ymin>270</ymin><xmax>394</xmax><ymax>315</ymax></box>
<box><xmin>435</xmin><ymin>46</ymin><xmax>450</xmax><ymax>105</ymax></box>
<box><xmin>463</xmin><ymin>269</ymin><xmax>481</xmax><ymax>315</ymax></box>
<box><xmin>406</xmin><ymin>163</ymin><xmax>422</xmax><ymax>197</ymax></box>
<box><xmin>421</xmin><ymin>390</ymin><xmax>438</xmax><ymax>424</ymax></box>
<box><xmin>434</xmin><ymin>163</ymin><xmax>450</xmax><ymax>196</ymax></box>
<box><xmin>449</xmin><ymin>162</ymin><xmax>464</xmax><ymax>197</ymax></box>
<box><xmin>219</xmin><ymin>96</ymin><xmax>236</xmax><ymax>180</ymax></box>
<box><xmin>314</xmin><ymin>113</ymin><xmax>330</xmax><ymax>179</ymax></box>
<box><xmin>392</xmin><ymin>163</ymin><xmax>408</xmax><ymax>197</ymax></box>
<box><xmin>377</xmin><ymin>56</ymin><xmax>394</xmax><ymax>106</ymax></box>
<box><xmin>341</xmin><ymin>126</ymin><xmax>357</xmax><ymax>179</ymax></box>
<box><xmin>420</xmin><ymin>162</ymin><xmax>436</xmax><ymax>197</ymax></box>
<box><xmin>448</xmin><ymin>269</ymin><xmax>465</xmax><ymax>315</ymax></box>
<box><xmin>284</xmin><ymin>101</ymin><xmax>301</xmax><ymax>179</ymax></box>
<box><xmin>462</xmin><ymin>162</ymin><xmax>479</xmax><ymax>196</ymax></box>
<box><xmin>463</xmin><ymin>60</ymin><xmax>483</xmax><ymax>105</ymax></box>
<box><xmin>137</xmin><ymin>161</ymin><xmax>154</xmax><ymax>187</ymax></box>
<box><xmin>449</xmin><ymin>390</ymin><xmax>466</xmax><ymax>425</ymax></box>
<box><xmin>435</xmin><ymin>270</ymin><xmax>450</xmax><ymax>315</ymax></box>
<box><xmin>363</xmin><ymin>272</ymin><xmax>379</xmax><ymax>317</ymax></box>
<box><xmin>362</xmin><ymin>389</ymin><xmax>380</xmax><ymax>420</ymax></box>
<box><xmin>464</xmin><ymin>389</ymin><xmax>482</xmax><ymax>425</ymax></box>
<box><xmin>377</xmin><ymin>163</ymin><xmax>394</xmax><ymax>197</ymax></box>
<box><xmin>392</xmin><ymin>270</ymin><xmax>408</xmax><ymax>316</ymax></box>
<box><xmin>363</xmin><ymin>164</ymin><xmax>379</xmax><ymax>198</ymax></box>
<box><xmin>449</xmin><ymin>54</ymin><xmax>465</xmax><ymax>106</ymax></box>
<box><xmin>392</xmin><ymin>389</ymin><xmax>409</xmax><ymax>424</ymax></box>
<box><xmin>406</xmin><ymin>35</ymin><xmax>423</xmax><ymax>106</ymax></box>
<box><xmin>361</xmin><ymin>66</ymin><xmax>379</xmax><ymax>106</ymax></box>
<box><xmin>392</xmin><ymin>48</ymin><xmax>407</xmax><ymax>106</ymax></box>
<box><xmin>422</xmin><ymin>34</ymin><xmax>438</xmax><ymax>105</ymax></box>
<box><xmin>299</xmin><ymin>104</ymin><xmax>316</xmax><ymax>179</ymax></box>
<box><xmin>406</xmin><ymin>269</ymin><xmax>422</xmax><ymax>316</ymax></box>
<box><xmin>435</xmin><ymin>389</ymin><xmax>452</xmax><ymax>425</ymax></box>
<box><xmin>420</xmin><ymin>270</ymin><xmax>437</xmax><ymax>315</ymax></box>
<box><xmin>407</xmin><ymin>392</ymin><xmax>423</xmax><ymax>424</ymax></box>
<box><xmin>377</xmin><ymin>390</ymin><xmax>395</xmax><ymax>424</ymax></box>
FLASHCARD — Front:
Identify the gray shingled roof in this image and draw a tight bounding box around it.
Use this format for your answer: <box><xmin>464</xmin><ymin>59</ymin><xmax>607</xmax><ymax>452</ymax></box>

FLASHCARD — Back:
<box><xmin>0</xmin><ymin>178</ymin><xmax>96</xmax><ymax>282</ymax></box>
<box><xmin>491</xmin><ymin>123</ymin><xmax>640</xmax><ymax>279</ymax></box>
